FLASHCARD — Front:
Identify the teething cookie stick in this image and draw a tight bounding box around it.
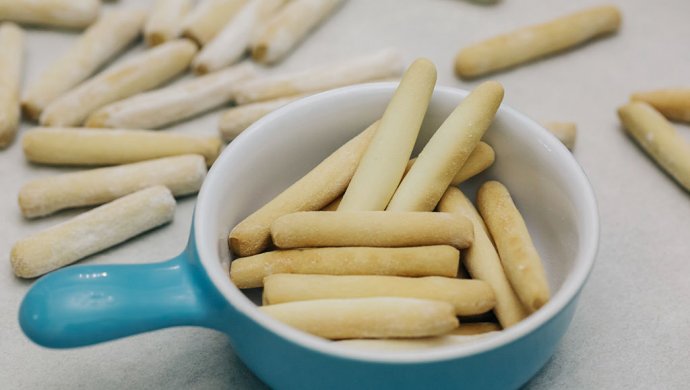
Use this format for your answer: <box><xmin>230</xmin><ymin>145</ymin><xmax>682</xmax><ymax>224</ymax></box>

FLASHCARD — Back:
<box><xmin>618</xmin><ymin>102</ymin><xmax>690</xmax><ymax>191</ymax></box>
<box><xmin>338</xmin><ymin>59</ymin><xmax>436</xmax><ymax>211</ymax></box>
<box><xmin>335</xmin><ymin>333</ymin><xmax>497</xmax><ymax>351</ymax></box>
<box><xmin>388</xmin><ymin>81</ymin><xmax>503</xmax><ymax>211</ymax></box>
<box><xmin>23</xmin><ymin>128</ymin><xmax>221</xmax><ymax>166</ymax></box>
<box><xmin>181</xmin><ymin>0</ymin><xmax>247</xmax><ymax>45</ymax></box>
<box><xmin>219</xmin><ymin>94</ymin><xmax>303</xmax><ymax>141</ymax></box>
<box><xmin>11</xmin><ymin>186</ymin><xmax>175</xmax><ymax>279</ymax></box>
<box><xmin>144</xmin><ymin>0</ymin><xmax>192</xmax><ymax>46</ymax></box>
<box><xmin>0</xmin><ymin>0</ymin><xmax>100</xmax><ymax>29</ymax></box>
<box><xmin>438</xmin><ymin>187</ymin><xmax>528</xmax><ymax>327</ymax></box>
<box><xmin>230</xmin><ymin>245</ymin><xmax>459</xmax><ymax>288</ymax></box>
<box><xmin>229</xmin><ymin>122</ymin><xmax>377</xmax><ymax>257</ymax></box>
<box><xmin>452</xmin><ymin>322</ymin><xmax>501</xmax><ymax>335</ymax></box>
<box><xmin>454</xmin><ymin>6</ymin><xmax>621</xmax><ymax>78</ymax></box>
<box><xmin>271</xmin><ymin>211</ymin><xmax>473</xmax><ymax>249</ymax></box>
<box><xmin>407</xmin><ymin>142</ymin><xmax>495</xmax><ymax>185</ymax></box>
<box><xmin>631</xmin><ymin>89</ymin><xmax>690</xmax><ymax>123</ymax></box>
<box><xmin>21</xmin><ymin>9</ymin><xmax>147</xmax><ymax>120</ymax></box>
<box><xmin>543</xmin><ymin>121</ymin><xmax>577</xmax><ymax>150</ymax></box>
<box><xmin>0</xmin><ymin>23</ymin><xmax>23</xmax><ymax>148</ymax></box>
<box><xmin>19</xmin><ymin>155</ymin><xmax>205</xmax><ymax>218</ymax></box>
<box><xmin>86</xmin><ymin>62</ymin><xmax>255</xmax><ymax>129</ymax></box>
<box><xmin>260</xmin><ymin>297</ymin><xmax>459</xmax><ymax>339</ymax></box>
<box><xmin>477</xmin><ymin>181</ymin><xmax>551</xmax><ymax>312</ymax></box>
<box><xmin>40</xmin><ymin>39</ymin><xmax>197</xmax><ymax>127</ymax></box>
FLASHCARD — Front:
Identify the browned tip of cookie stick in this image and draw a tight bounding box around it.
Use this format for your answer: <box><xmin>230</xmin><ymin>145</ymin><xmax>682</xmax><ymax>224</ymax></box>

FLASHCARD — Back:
<box><xmin>542</xmin><ymin>121</ymin><xmax>577</xmax><ymax>150</ymax></box>
<box><xmin>454</xmin><ymin>5</ymin><xmax>621</xmax><ymax>79</ymax></box>
<box><xmin>145</xmin><ymin>0</ymin><xmax>193</xmax><ymax>46</ymax></box>
<box><xmin>181</xmin><ymin>0</ymin><xmax>247</xmax><ymax>46</ymax></box>
<box><xmin>0</xmin><ymin>0</ymin><xmax>100</xmax><ymax>29</ymax></box>
<box><xmin>0</xmin><ymin>23</ymin><xmax>23</xmax><ymax>148</ymax></box>
<box><xmin>631</xmin><ymin>89</ymin><xmax>690</xmax><ymax>123</ymax></box>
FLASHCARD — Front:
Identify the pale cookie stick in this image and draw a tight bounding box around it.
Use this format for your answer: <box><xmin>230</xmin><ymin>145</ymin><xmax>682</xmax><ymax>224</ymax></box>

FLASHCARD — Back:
<box><xmin>86</xmin><ymin>62</ymin><xmax>256</xmax><ymax>129</ymax></box>
<box><xmin>338</xmin><ymin>59</ymin><xmax>436</xmax><ymax>211</ymax></box>
<box><xmin>263</xmin><ymin>274</ymin><xmax>496</xmax><ymax>316</ymax></box>
<box><xmin>335</xmin><ymin>333</ymin><xmax>498</xmax><ymax>352</ymax></box>
<box><xmin>181</xmin><ymin>0</ymin><xmax>247</xmax><ymax>45</ymax></box>
<box><xmin>230</xmin><ymin>245</ymin><xmax>460</xmax><ymax>288</ymax></box>
<box><xmin>19</xmin><ymin>155</ymin><xmax>205</xmax><ymax>218</ymax></box>
<box><xmin>144</xmin><ymin>0</ymin><xmax>193</xmax><ymax>46</ymax></box>
<box><xmin>11</xmin><ymin>186</ymin><xmax>175</xmax><ymax>278</ymax></box>
<box><xmin>271</xmin><ymin>211</ymin><xmax>473</xmax><ymax>249</ymax></box>
<box><xmin>260</xmin><ymin>297</ymin><xmax>459</xmax><ymax>339</ymax></box>
<box><xmin>0</xmin><ymin>0</ymin><xmax>100</xmax><ymax>29</ymax></box>
<box><xmin>388</xmin><ymin>81</ymin><xmax>503</xmax><ymax>211</ymax></box>
<box><xmin>234</xmin><ymin>48</ymin><xmax>404</xmax><ymax>104</ymax></box>
<box><xmin>618</xmin><ymin>102</ymin><xmax>690</xmax><ymax>192</ymax></box>
<box><xmin>437</xmin><ymin>187</ymin><xmax>528</xmax><ymax>328</ymax></box>
<box><xmin>0</xmin><ymin>23</ymin><xmax>23</xmax><ymax>148</ymax></box>
<box><xmin>631</xmin><ymin>89</ymin><xmax>690</xmax><ymax>123</ymax></box>
<box><xmin>406</xmin><ymin>142</ymin><xmax>495</xmax><ymax>185</ymax></box>
<box><xmin>219</xmin><ymin>94</ymin><xmax>304</xmax><ymax>141</ymax></box>
<box><xmin>229</xmin><ymin>123</ymin><xmax>377</xmax><ymax>257</ymax></box>
<box><xmin>543</xmin><ymin>121</ymin><xmax>577</xmax><ymax>150</ymax></box>
<box><xmin>251</xmin><ymin>0</ymin><xmax>344</xmax><ymax>64</ymax></box>
<box><xmin>40</xmin><ymin>39</ymin><xmax>198</xmax><ymax>127</ymax></box>
<box><xmin>21</xmin><ymin>9</ymin><xmax>148</xmax><ymax>121</ymax></box>
<box><xmin>454</xmin><ymin>6</ymin><xmax>621</xmax><ymax>79</ymax></box>
<box><xmin>23</xmin><ymin>128</ymin><xmax>221</xmax><ymax>166</ymax></box>
<box><xmin>477</xmin><ymin>181</ymin><xmax>550</xmax><ymax>312</ymax></box>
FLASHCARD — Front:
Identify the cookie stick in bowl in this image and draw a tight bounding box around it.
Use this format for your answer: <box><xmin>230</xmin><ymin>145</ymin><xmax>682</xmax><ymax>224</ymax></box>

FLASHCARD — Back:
<box><xmin>407</xmin><ymin>142</ymin><xmax>496</xmax><ymax>186</ymax></box>
<box><xmin>145</xmin><ymin>0</ymin><xmax>193</xmax><ymax>46</ymax></box>
<box><xmin>631</xmin><ymin>89</ymin><xmax>690</xmax><ymax>123</ymax></box>
<box><xmin>0</xmin><ymin>23</ymin><xmax>23</xmax><ymax>148</ymax></box>
<box><xmin>181</xmin><ymin>0</ymin><xmax>247</xmax><ymax>46</ymax></box>
<box><xmin>0</xmin><ymin>0</ymin><xmax>100</xmax><ymax>30</ymax></box>
<box><xmin>543</xmin><ymin>121</ymin><xmax>577</xmax><ymax>150</ymax></box>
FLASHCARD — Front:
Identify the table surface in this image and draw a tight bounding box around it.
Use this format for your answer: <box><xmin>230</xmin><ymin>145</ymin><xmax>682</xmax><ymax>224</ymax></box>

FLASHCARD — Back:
<box><xmin>2</xmin><ymin>0</ymin><xmax>689</xmax><ymax>388</ymax></box>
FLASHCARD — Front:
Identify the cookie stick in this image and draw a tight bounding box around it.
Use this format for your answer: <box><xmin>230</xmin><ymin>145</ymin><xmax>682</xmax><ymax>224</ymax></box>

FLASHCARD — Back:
<box><xmin>230</xmin><ymin>245</ymin><xmax>460</xmax><ymax>288</ymax></box>
<box><xmin>40</xmin><ymin>39</ymin><xmax>197</xmax><ymax>127</ymax></box>
<box><xmin>86</xmin><ymin>62</ymin><xmax>256</xmax><ymax>129</ymax></box>
<box><xmin>11</xmin><ymin>186</ymin><xmax>175</xmax><ymax>279</ymax></box>
<box><xmin>542</xmin><ymin>121</ymin><xmax>577</xmax><ymax>150</ymax></box>
<box><xmin>21</xmin><ymin>9</ymin><xmax>148</xmax><ymax>121</ymax></box>
<box><xmin>454</xmin><ymin>6</ymin><xmax>621</xmax><ymax>78</ymax></box>
<box><xmin>388</xmin><ymin>81</ymin><xmax>503</xmax><ymax>211</ymax></box>
<box><xmin>19</xmin><ymin>155</ymin><xmax>205</xmax><ymax>218</ymax></box>
<box><xmin>631</xmin><ymin>89</ymin><xmax>690</xmax><ymax>123</ymax></box>
<box><xmin>335</xmin><ymin>333</ymin><xmax>498</xmax><ymax>352</ymax></box>
<box><xmin>23</xmin><ymin>128</ymin><xmax>220</xmax><ymax>167</ymax></box>
<box><xmin>181</xmin><ymin>0</ymin><xmax>247</xmax><ymax>45</ymax></box>
<box><xmin>321</xmin><ymin>195</ymin><xmax>341</xmax><ymax>211</ymax></box>
<box><xmin>402</xmin><ymin>142</ymin><xmax>495</xmax><ymax>187</ymax></box>
<box><xmin>437</xmin><ymin>186</ymin><xmax>528</xmax><ymax>328</ymax></box>
<box><xmin>477</xmin><ymin>181</ymin><xmax>551</xmax><ymax>312</ymax></box>
<box><xmin>144</xmin><ymin>0</ymin><xmax>193</xmax><ymax>46</ymax></box>
<box><xmin>0</xmin><ymin>23</ymin><xmax>23</xmax><ymax>148</ymax></box>
<box><xmin>228</xmin><ymin>122</ymin><xmax>377</xmax><ymax>257</ymax></box>
<box><xmin>260</xmin><ymin>297</ymin><xmax>459</xmax><ymax>339</ymax></box>
<box><xmin>338</xmin><ymin>58</ymin><xmax>436</xmax><ymax>211</ymax></box>
<box><xmin>618</xmin><ymin>102</ymin><xmax>690</xmax><ymax>191</ymax></box>
<box><xmin>219</xmin><ymin>94</ymin><xmax>303</xmax><ymax>141</ymax></box>
<box><xmin>0</xmin><ymin>0</ymin><xmax>100</xmax><ymax>29</ymax></box>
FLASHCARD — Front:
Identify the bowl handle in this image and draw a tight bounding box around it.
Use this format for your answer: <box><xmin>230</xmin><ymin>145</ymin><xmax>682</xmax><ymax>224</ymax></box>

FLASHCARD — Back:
<box><xmin>18</xmin><ymin>250</ymin><xmax>231</xmax><ymax>348</ymax></box>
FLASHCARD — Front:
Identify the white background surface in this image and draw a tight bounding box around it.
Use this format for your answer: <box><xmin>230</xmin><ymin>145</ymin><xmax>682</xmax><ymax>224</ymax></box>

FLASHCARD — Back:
<box><xmin>2</xmin><ymin>0</ymin><xmax>689</xmax><ymax>388</ymax></box>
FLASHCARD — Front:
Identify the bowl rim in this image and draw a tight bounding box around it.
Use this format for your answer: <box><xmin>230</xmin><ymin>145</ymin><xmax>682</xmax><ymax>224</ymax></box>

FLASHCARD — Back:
<box><xmin>195</xmin><ymin>82</ymin><xmax>600</xmax><ymax>363</ymax></box>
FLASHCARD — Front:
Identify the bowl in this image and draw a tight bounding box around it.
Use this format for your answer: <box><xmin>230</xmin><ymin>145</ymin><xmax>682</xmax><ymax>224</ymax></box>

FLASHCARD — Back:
<box><xmin>19</xmin><ymin>82</ymin><xmax>599</xmax><ymax>389</ymax></box>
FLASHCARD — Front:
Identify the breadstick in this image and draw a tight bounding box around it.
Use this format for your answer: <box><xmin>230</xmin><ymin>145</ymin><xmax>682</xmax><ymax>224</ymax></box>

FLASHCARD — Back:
<box><xmin>437</xmin><ymin>187</ymin><xmax>528</xmax><ymax>327</ymax></box>
<box><xmin>260</xmin><ymin>297</ymin><xmax>459</xmax><ymax>339</ymax></box>
<box><xmin>19</xmin><ymin>155</ymin><xmax>205</xmax><ymax>218</ymax></box>
<box><xmin>229</xmin><ymin>122</ymin><xmax>377</xmax><ymax>257</ymax></box>
<box><xmin>543</xmin><ymin>121</ymin><xmax>577</xmax><ymax>150</ymax></box>
<box><xmin>452</xmin><ymin>322</ymin><xmax>501</xmax><ymax>336</ymax></box>
<box><xmin>338</xmin><ymin>59</ymin><xmax>436</xmax><ymax>211</ymax></box>
<box><xmin>21</xmin><ymin>9</ymin><xmax>147</xmax><ymax>121</ymax></box>
<box><xmin>0</xmin><ymin>0</ymin><xmax>100</xmax><ymax>29</ymax></box>
<box><xmin>181</xmin><ymin>0</ymin><xmax>247</xmax><ymax>45</ymax></box>
<box><xmin>477</xmin><ymin>181</ymin><xmax>550</xmax><ymax>312</ymax></box>
<box><xmin>86</xmin><ymin>62</ymin><xmax>255</xmax><ymax>129</ymax></box>
<box><xmin>234</xmin><ymin>48</ymin><xmax>404</xmax><ymax>104</ymax></box>
<box><xmin>335</xmin><ymin>333</ymin><xmax>497</xmax><ymax>351</ymax></box>
<box><xmin>388</xmin><ymin>81</ymin><xmax>503</xmax><ymax>211</ymax></box>
<box><xmin>229</xmin><ymin>245</ymin><xmax>459</xmax><ymax>288</ymax></box>
<box><xmin>271</xmin><ymin>211</ymin><xmax>473</xmax><ymax>249</ymax></box>
<box><xmin>618</xmin><ymin>102</ymin><xmax>690</xmax><ymax>191</ymax></box>
<box><xmin>144</xmin><ymin>0</ymin><xmax>193</xmax><ymax>46</ymax></box>
<box><xmin>263</xmin><ymin>274</ymin><xmax>495</xmax><ymax>316</ymax></box>
<box><xmin>454</xmin><ymin>6</ymin><xmax>621</xmax><ymax>78</ymax></box>
<box><xmin>22</xmin><ymin>128</ymin><xmax>221</xmax><ymax>167</ymax></box>
<box><xmin>406</xmin><ymin>142</ymin><xmax>495</xmax><ymax>185</ymax></box>
<box><xmin>0</xmin><ymin>23</ymin><xmax>23</xmax><ymax>148</ymax></box>
<box><xmin>321</xmin><ymin>195</ymin><xmax>341</xmax><ymax>211</ymax></box>
<box><xmin>631</xmin><ymin>89</ymin><xmax>690</xmax><ymax>123</ymax></box>
<box><xmin>219</xmin><ymin>94</ymin><xmax>304</xmax><ymax>141</ymax></box>
<box><xmin>251</xmin><ymin>0</ymin><xmax>343</xmax><ymax>64</ymax></box>
<box><xmin>40</xmin><ymin>39</ymin><xmax>197</xmax><ymax>127</ymax></box>
<box><xmin>11</xmin><ymin>186</ymin><xmax>175</xmax><ymax>278</ymax></box>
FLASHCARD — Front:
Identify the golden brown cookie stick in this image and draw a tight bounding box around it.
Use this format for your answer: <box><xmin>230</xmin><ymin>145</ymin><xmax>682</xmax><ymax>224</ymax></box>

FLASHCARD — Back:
<box><xmin>260</xmin><ymin>297</ymin><xmax>459</xmax><ymax>339</ymax></box>
<box><xmin>0</xmin><ymin>0</ymin><xmax>100</xmax><ymax>29</ymax></box>
<box><xmin>145</xmin><ymin>0</ymin><xmax>193</xmax><ymax>46</ymax></box>
<box><xmin>437</xmin><ymin>186</ymin><xmax>528</xmax><ymax>327</ymax></box>
<box><xmin>405</xmin><ymin>142</ymin><xmax>495</xmax><ymax>185</ymax></box>
<box><xmin>477</xmin><ymin>181</ymin><xmax>550</xmax><ymax>312</ymax></box>
<box><xmin>11</xmin><ymin>186</ymin><xmax>175</xmax><ymax>278</ymax></box>
<box><xmin>543</xmin><ymin>121</ymin><xmax>577</xmax><ymax>150</ymax></box>
<box><xmin>181</xmin><ymin>0</ymin><xmax>247</xmax><ymax>45</ymax></box>
<box><xmin>631</xmin><ymin>89</ymin><xmax>690</xmax><ymax>123</ymax></box>
<box><xmin>218</xmin><ymin>94</ymin><xmax>304</xmax><ymax>142</ymax></box>
<box><xmin>454</xmin><ymin>6</ymin><xmax>621</xmax><ymax>78</ymax></box>
<box><xmin>618</xmin><ymin>102</ymin><xmax>690</xmax><ymax>191</ymax></box>
<box><xmin>271</xmin><ymin>211</ymin><xmax>473</xmax><ymax>249</ymax></box>
<box><xmin>0</xmin><ymin>23</ymin><xmax>23</xmax><ymax>148</ymax></box>
<box><xmin>228</xmin><ymin>122</ymin><xmax>377</xmax><ymax>257</ymax></box>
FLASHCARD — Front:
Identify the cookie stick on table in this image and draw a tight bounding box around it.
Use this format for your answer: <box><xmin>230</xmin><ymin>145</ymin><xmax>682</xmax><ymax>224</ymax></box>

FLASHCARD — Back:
<box><xmin>0</xmin><ymin>23</ymin><xmax>23</xmax><ymax>148</ymax></box>
<box><xmin>144</xmin><ymin>0</ymin><xmax>193</xmax><ymax>46</ymax></box>
<box><xmin>219</xmin><ymin>94</ymin><xmax>303</xmax><ymax>141</ymax></box>
<box><xmin>0</xmin><ymin>0</ymin><xmax>100</xmax><ymax>30</ymax></box>
<box><xmin>631</xmin><ymin>89</ymin><xmax>690</xmax><ymax>123</ymax></box>
<box><xmin>181</xmin><ymin>0</ymin><xmax>247</xmax><ymax>46</ymax></box>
